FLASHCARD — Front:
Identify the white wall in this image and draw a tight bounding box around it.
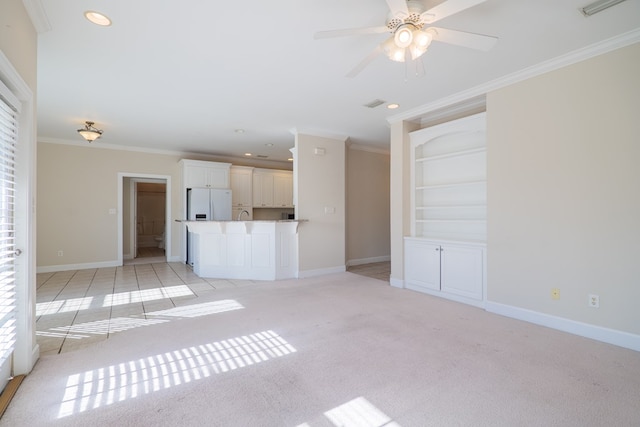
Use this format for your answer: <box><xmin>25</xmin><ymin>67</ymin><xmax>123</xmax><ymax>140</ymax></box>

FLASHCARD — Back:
<box><xmin>295</xmin><ymin>133</ymin><xmax>346</xmax><ymax>276</ymax></box>
<box><xmin>487</xmin><ymin>42</ymin><xmax>640</xmax><ymax>336</ymax></box>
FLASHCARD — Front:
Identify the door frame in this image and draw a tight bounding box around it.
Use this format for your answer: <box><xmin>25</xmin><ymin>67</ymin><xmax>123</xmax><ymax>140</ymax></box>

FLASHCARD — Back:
<box><xmin>129</xmin><ymin>178</ymin><xmax>168</xmax><ymax>259</ymax></box>
<box><xmin>117</xmin><ymin>173</ymin><xmax>172</xmax><ymax>265</ymax></box>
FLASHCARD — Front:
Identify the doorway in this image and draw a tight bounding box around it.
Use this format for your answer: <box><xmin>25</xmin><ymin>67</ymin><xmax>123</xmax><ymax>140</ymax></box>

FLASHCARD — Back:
<box><xmin>118</xmin><ymin>174</ymin><xmax>172</xmax><ymax>266</ymax></box>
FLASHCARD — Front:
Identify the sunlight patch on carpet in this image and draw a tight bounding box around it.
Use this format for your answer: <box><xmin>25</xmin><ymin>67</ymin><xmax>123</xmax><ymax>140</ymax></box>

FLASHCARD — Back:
<box><xmin>57</xmin><ymin>330</ymin><xmax>296</xmax><ymax>418</ymax></box>
<box><xmin>324</xmin><ymin>397</ymin><xmax>401</xmax><ymax>427</ymax></box>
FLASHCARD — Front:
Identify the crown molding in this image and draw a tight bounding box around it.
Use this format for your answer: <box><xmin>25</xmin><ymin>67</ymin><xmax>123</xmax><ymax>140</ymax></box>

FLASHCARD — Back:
<box><xmin>347</xmin><ymin>143</ymin><xmax>390</xmax><ymax>156</ymax></box>
<box><xmin>290</xmin><ymin>127</ymin><xmax>350</xmax><ymax>143</ymax></box>
<box><xmin>388</xmin><ymin>27</ymin><xmax>640</xmax><ymax>124</ymax></box>
<box><xmin>37</xmin><ymin>137</ymin><xmax>292</xmax><ymax>168</ymax></box>
<box><xmin>22</xmin><ymin>0</ymin><xmax>51</xmax><ymax>33</ymax></box>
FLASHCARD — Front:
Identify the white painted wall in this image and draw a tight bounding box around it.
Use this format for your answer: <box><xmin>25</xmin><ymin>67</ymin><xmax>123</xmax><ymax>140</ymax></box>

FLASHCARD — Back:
<box><xmin>294</xmin><ymin>132</ymin><xmax>346</xmax><ymax>276</ymax></box>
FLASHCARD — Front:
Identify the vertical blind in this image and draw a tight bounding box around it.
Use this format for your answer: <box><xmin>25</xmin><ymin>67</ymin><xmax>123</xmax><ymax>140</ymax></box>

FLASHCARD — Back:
<box><xmin>0</xmin><ymin>95</ymin><xmax>17</xmax><ymax>365</ymax></box>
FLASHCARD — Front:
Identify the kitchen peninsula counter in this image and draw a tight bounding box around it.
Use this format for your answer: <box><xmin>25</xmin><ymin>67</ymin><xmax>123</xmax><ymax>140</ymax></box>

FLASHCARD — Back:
<box><xmin>178</xmin><ymin>220</ymin><xmax>306</xmax><ymax>280</ymax></box>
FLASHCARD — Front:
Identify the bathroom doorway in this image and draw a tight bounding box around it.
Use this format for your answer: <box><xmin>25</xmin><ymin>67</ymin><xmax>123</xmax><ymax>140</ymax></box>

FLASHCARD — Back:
<box><xmin>118</xmin><ymin>174</ymin><xmax>172</xmax><ymax>266</ymax></box>
<box><xmin>133</xmin><ymin>179</ymin><xmax>166</xmax><ymax>259</ymax></box>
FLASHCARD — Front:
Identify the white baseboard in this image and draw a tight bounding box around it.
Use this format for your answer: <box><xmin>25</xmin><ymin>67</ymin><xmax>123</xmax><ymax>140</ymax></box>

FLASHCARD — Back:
<box><xmin>298</xmin><ymin>265</ymin><xmax>347</xmax><ymax>278</ymax></box>
<box><xmin>346</xmin><ymin>255</ymin><xmax>390</xmax><ymax>267</ymax></box>
<box><xmin>389</xmin><ymin>277</ymin><xmax>404</xmax><ymax>289</ymax></box>
<box><xmin>167</xmin><ymin>255</ymin><xmax>182</xmax><ymax>263</ymax></box>
<box><xmin>486</xmin><ymin>301</ymin><xmax>640</xmax><ymax>352</ymax></box>
<box><xmin>36</xmin><ymin>260</ymin><xmax>120</xmax><ymax>273</ymax></box>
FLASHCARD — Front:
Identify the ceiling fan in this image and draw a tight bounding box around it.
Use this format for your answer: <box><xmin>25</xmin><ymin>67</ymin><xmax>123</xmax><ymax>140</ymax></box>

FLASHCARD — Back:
<box><xmin>314</xmin><ymin>0</ymin><xmax>498</xmax><ymax>77</ymax></box>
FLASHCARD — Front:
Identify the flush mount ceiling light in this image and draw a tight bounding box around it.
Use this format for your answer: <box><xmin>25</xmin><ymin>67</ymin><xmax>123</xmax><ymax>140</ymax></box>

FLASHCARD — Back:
<box><xmin>77</xmin><ymin>121</ymin><xmax>103</xmax><ymax>142</ymax></box>
<box><xmin>84</xmin><ymin>11</ymin><xmax>112</xmax><ymax>26</ymax></box>
<box><xmin>580</xmin><ymin>0</ymin><xmax>627</xmax><ymax>16</ymax></box>
<box><xmin>387</xmin><ymin>103</ymin><xmax>400</xmax><ymax>109</ymax></box>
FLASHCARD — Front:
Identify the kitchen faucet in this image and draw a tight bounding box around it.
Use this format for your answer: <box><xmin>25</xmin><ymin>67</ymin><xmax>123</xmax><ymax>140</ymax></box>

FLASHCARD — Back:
<box><xmin>237</xmin><ymin>209</ymin><xmax>250</xmax><ymax>221</ymax></box>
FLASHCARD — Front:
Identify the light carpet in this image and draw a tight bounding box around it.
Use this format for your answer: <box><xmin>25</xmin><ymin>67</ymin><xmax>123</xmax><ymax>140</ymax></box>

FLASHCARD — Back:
<box><xmin>3</xmin><ymin>273</ymin><xmax>640</xmax><ymax>426</ymax></box>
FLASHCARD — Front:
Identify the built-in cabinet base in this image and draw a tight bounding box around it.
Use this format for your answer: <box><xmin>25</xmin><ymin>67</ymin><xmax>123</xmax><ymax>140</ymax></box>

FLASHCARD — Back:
<box><xmin>404</xmin><ymin>237</ymin><xmax>486</xmax><ymax>308</ymax></box>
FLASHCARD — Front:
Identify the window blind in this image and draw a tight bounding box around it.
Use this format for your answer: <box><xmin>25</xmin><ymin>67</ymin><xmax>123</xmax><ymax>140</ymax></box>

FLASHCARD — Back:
<box><xmin>0</xmin><ymin>95</ymin><xmax>17</xmax><ymax>365</ymax></box>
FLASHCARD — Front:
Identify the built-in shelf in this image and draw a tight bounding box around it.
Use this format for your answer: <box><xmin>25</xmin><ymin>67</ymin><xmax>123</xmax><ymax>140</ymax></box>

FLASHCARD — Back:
<box><xmin>415</xmin><ymin>147</ymin><xmax>486</xmax><ymax>163</ymax></box>
<box><xmin>416</xmin><ymin>179</ymin><xmax>486</xmax><ymax>191</ymax></box>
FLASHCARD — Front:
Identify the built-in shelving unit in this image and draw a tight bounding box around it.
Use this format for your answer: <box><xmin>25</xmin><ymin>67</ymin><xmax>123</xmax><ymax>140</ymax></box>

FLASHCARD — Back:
<box><xmin>410</xmin><ymin>113</ymin><xmax>487</xmax><ymax>243</ymax></box>
<box><xmin>405</xmin><ymin>112</ymin><xmax>487</xmax><ymax>307</ymax></box>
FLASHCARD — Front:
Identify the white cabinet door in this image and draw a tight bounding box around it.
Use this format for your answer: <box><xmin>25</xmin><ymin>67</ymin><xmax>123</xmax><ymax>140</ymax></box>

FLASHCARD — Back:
<box><xmin>273</xmin><ymin>172</ymin><xmax>293</xmax><ymax>207</ymax></box>
<box><xmin>253</xmin><ymin>172</ymin><xmax>274</xmax><ymax>207</ymax></box>
<box><xmin>230</xmin><ymin>168</ymin><xmax>253</xmax><ymax>207</ymax></box>
<box><xmin>440</xmin><ymin>244</ymin><xmax>483</xmax><ymax>300</ymax></box>
<box><xmin>404</xmin><ymin>239</ymin><xmax>440</xmax><ymax>291</ymax></box>
<box><xmin>184</xmin><ymin>165</ymin><xmax>210</xmax><ymax>188</ymax></box>
<box><xmin>182</xmin><ymin>161</ymin><xmax>230</xmax><ymax>189</ymax></box>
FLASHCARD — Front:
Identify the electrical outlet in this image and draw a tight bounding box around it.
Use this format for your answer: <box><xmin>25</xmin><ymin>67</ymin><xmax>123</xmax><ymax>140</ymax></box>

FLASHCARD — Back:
<box><xmin>57</xmin><ymin>250</ymin><xmax>63</xmax><ymax>257</ymax></box>
<box><xmin>588</xmin><ymin>294</ymin><xmax>600</xmax><ymax>308</ymax></box>
<box><xmin>551</xmin><ymin>288</ymin><xmax>560</xmax><ymax>300</ymax></box>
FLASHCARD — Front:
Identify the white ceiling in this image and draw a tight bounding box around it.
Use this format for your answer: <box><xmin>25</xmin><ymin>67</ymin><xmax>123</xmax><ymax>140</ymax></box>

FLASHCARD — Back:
<box><xmin>33</xmin><ymin>0</ymin><xmax>640</xmax><ymax>163</ymax></box>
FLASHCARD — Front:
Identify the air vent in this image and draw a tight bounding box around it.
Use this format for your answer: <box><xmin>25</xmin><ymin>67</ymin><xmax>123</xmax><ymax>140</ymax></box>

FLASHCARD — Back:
<box><xmin>256</xmin><ymin>155</ymin><xmax>269</xmax><ymax>158</ymax></box>
<box><xmin>363</xmin><ymin>99</ymin><xmax>386</xmax><ymax>109</ymax></box>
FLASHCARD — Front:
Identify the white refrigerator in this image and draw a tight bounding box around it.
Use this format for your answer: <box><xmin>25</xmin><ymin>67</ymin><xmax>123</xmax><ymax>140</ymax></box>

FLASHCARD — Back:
<box><xmin>186</xmin><ymin>188</ymin><xmax>232</xmax><ymax>265</ymax></box>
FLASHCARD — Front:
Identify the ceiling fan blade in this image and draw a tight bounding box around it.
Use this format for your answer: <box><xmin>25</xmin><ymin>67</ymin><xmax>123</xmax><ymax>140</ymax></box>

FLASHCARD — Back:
<box><xmin>314</xmin><ymin>26</ymin><xmax>389</xmax><ymax>39</ymax></box>
<box><xmin>346</xmin><ymin>44</ymin><xmax>384</xmax><ymax>78</ymax></box>
<box><xmin>421</xmin><ymin>0</ymin><xmax>487</xmax><ymax>24</ymax></box>
<box><xmin>386</xmin><ymin>0</ymin><xmax>409</xmax><ymax>17</ymax></box>
<box><xmin>429</xmin><ymin>27</ymin><xmax>497</xmax><ymax>51</ymax></box>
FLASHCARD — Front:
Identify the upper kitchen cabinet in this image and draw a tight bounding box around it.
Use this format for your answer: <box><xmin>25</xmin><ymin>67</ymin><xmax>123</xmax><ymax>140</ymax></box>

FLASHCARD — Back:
<box><xmin>253</xmin><ymin>169</ymin><xmax>293</xmax><ymax>208</ymax></box>
<box><xmin>230</xmin><ymin>166</ymin><xmax>254</xmax><ymax>208</ymax></box>
<box><xmin>180</xmin><ymin>159</ymin><xmax>231</xmax><ymax>189</ymax></box>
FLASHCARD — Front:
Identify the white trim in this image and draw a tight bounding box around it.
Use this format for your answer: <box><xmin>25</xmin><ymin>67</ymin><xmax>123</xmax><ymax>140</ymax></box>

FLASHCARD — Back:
<box><xmin>388</xmin><ymin>28</ymin><xmax>640</xmax><ymax>124</ymax></box>
<box><xmin>36</xmin><ymin>260</ymin><xmax>120</xmax><ymax>274</ymax></box>
<box><xmin>389</xmin><ymin>277</ymin><xmax>404</xmax><ymax>289</ymax></box>
<box><xmin>21</xmin><ymin>0</ymin><xmax>51</xmax><ymax>33</ymax></box>
<box><xmin>38</xmin><ymin>137</ymin><xmax>293</xmax><ymax>169</ymax></box>
<box><xmin>347</xmin><ymin>143</ymin><xmax>390</xmax><ymax>156</ymax></box>
<box><xmin>405</xmin><ymin>283</ymin><xmax>485</xmax><ymax>309</ymax></box>
<box><xmin>290</xmin><ymin>127</ymin><xmax>350</xmax><ymax>143</ymax></box>
<box><xmin>117</xmin><ymin>173</ymin><xmax>172</xmax><ymax>266</ymax></box>
<box><xmin>346</xmin><ymin>255</ymin><xmax>390</xmax><ymax>267</ymax></box>
<box><xmin>298</xmin><ymin>265</ymin><xmax>347</xmax><ymax>278</ymax></box>
<box><xmin>486</xmin><ymin>301</ymin><xmax>640</xmax><ymax>352</ymax></box>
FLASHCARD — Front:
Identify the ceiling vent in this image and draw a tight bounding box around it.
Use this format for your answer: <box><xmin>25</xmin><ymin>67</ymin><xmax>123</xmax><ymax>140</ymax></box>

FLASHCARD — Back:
<box><xmin>363</xmin><ymin>99</ymin><xmax>386</xmax><ymax>109</ymax></box>
<box><xmin>256</xmin><ymin>155</ymin><xmax>269</xmax><ymax>158</ymax></box>
<box><xmin>580</xmin><ymin>0</ymin><xmax>627</xmax><ymax>16</ymax></box>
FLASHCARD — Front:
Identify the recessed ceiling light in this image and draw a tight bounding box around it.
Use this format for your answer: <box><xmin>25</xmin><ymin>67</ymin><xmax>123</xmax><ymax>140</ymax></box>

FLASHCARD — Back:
<box><xmin>84</xmin><ymin>11</ymin><xmax>111</xmax><ymax>26</ymax></box>
<box><xmin>287</xmin><ymin>158</ymin><xmax>294</xmax><ymax>162</ymax></box>
<box><xmin>387</xmin><ymin>103</ymin><xmax>400</xmax><ymax>109</ymax></box>
<box><xmin>265</xmin><ymin>143</ymin><xmax>274</xmax><ymax>147</ymax></box>
<box><xmin>235</xmin><ymin>129</ymin><xmax>245</xmax><ymax>134</ymax></box>
<box><xmin>244</xmin><ymin>153</ymin><xmax>252</xmax><ymax>156</ymax></box>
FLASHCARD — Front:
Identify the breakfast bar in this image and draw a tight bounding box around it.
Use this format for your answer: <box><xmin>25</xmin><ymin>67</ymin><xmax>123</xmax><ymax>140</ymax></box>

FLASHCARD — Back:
<box><xmin>181</xmin><ymin>220</ymin><xmax>305</xmax><ymax>280</ymax></box>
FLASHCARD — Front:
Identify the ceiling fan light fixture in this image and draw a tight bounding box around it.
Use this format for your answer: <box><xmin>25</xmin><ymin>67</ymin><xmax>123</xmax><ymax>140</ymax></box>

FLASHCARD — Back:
<box><xmin>394</xmin><ymin>24</ymin><xmax>415</xmax><ymax>48</ymax></box>
<box><xmin>77</xmin><ymin>121</ymin><xmax>103</xmax><ymax>142</ymax></box>
<box><xmin>383</xmin><ymin>37</ymin><xmax>406</xmax><ymax>62</ymax></box>
<box><xmin>413</xmin><ymin>29</ymin><xmax>433</xmax><ymax>49</ymax></box>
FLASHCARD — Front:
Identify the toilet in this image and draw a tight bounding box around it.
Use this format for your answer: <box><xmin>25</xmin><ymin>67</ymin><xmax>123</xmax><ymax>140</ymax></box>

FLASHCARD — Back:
<box><xmin>154</xmin><ymin>231</ymin><xmax>165</xmax><ymax>249</ymax></box>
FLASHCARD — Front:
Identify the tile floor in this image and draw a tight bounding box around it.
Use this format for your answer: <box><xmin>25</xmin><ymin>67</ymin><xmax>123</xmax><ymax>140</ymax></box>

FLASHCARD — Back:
<box><xmin>347</xmin><ymin>261</ymin><xmax>390</xmax><ymax>282</ymax></box>
<box><xmin>35</xmin><ymin>260</ymin><xmax>390</xmax><ymax>356</ymax></box>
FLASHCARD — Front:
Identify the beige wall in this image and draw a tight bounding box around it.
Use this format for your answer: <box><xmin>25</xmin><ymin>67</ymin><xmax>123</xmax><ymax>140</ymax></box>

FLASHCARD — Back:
<box><xmin>37</xmin><ymin>143</ymin><xmax>184</xmax><ymax>267</ymax></box>
<box><xmin>487</xmin><ymin>42</ymin><xmax>640</xmax><ymax>334</ymax></box>
<box><xmin>346</xmin><ymin>147</ymin><xmax>390</xmax><ymax>264</ymax></box>
<box><xmin>0</xmin><ymin>0</ymin><xmax>37</xmax><ymax>88</ymax></box>
<box><xmin>295</xmin><ymin>133</ymin><xmax>346</xmax><ymax>274</ymax></box>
